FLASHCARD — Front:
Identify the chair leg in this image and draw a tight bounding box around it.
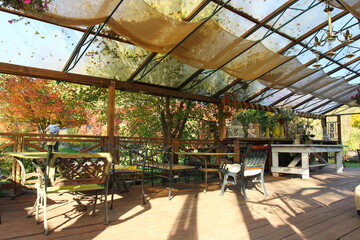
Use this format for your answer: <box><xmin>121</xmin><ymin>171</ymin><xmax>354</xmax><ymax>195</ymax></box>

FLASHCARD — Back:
<box><xmin>104</xmin><ymin>185</ymin><xmax>109</xmax><ymax>225</ymax></box>
<box><xmin>141</xmin><ymin>173</ymin><xmax>146</xmax><ymax>205</ymax></box>
<box><xmin>27</xmin><ymin>198</ymin><xmax>37</xmax><ymax>218</ymax></box>
<box><xmin>219</xmin><ymin>173</ymin><xmax>228</xmax><ymax>196</ymax></box>
<box><xmin>92</xmin><ymin>191</ymin><xmax>98</xmax><ymax>216</ymax></box>
<box><xmin>194</xmin><ymin>169</ymin><xmax>198</xmax><ymax>198</ymax></box>
<box><xmin>151</xmin><ymin>168</ymin><xmax>154</xmax><ymax>187</ymax></box>
<box><xmin>241</xmin><ymin>176</ymin><xmax>248</xmax><ymax>200</ymax></box>
<box><xmin>260</xmin><ymin>172</ymin><xmax>268</xmax><ymax>196</ymax></box>
<box><xmin>168</xmin><ymin>175</ymin><xmax>173</xmax><ymax>201</ymax></box>
<box><xmin>43</xmin><ymin>191</ymin><xmax>49</xmax><ymax>235</ymax></box>
<box><xmin>35</xmin><ymin>190</ymin><xmax>40</xmax><ymax>224</ymax></box>
<box><xmin>110</xmin><ymin>173</ymin><xmax>115</xmax><ymax>210</ymax></box>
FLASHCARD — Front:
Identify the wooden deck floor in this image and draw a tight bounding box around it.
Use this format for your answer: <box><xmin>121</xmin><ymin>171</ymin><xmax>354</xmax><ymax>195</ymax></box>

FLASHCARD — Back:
<box><xmin>1</xmin><ymin>166</ymin><xmax>359</xmax><ymax>240</ymax></box>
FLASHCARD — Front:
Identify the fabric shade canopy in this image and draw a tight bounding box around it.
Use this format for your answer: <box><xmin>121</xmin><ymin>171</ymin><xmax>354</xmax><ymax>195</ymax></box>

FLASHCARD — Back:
<box><xmin>0</xmin><ymin>0</ymin><xmax>359</xmax><ymax>115</ymax></box>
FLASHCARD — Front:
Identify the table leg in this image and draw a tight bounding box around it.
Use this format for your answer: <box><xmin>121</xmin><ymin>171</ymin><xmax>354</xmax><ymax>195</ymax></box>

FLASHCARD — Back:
<box><xmin>301</xmin><ymin>153</ymin><xmax>310</xmax><ymax>179</ymax></box>
<box><xmin>272</xmin><ymin>152</ymin><xmax>279</xmax><ymax>177</ymax></box>
<box><xmin>335</xmin><ymin>151</ymin><xmax>343</xmax><ymax>173</ymax></box>
<box><xmin>203</xmin><ymin>160</ymin><xmax>208</xmax><ymax>193</ymax></box>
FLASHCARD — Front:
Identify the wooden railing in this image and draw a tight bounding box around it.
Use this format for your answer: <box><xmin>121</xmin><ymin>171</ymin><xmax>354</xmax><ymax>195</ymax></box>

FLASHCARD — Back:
<box><xmin>0</xmin><ymin>132</ymin><xmax>107</xmax><ymax>153</ymax></box>
<box><xmin>1</xmin><ymin>132</ymin><xmax>338</xmax><ymax>156</ymax></box>
<box><xmin>0</xmin><ymin>133</ymin><xmax>222</xmax><ymax>161</ymax></box>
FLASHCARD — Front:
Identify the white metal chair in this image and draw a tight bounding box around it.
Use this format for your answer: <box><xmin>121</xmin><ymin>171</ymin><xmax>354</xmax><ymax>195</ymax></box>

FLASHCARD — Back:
<box><xmin>219</xmin><ymin>145</ymin><xmax>269</xmax><ymax>200</ymax></box>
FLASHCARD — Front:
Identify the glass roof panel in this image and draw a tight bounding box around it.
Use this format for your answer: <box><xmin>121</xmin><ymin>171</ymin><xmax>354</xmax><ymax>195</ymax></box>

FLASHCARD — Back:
<box><xmin>294</xmin><ymin>98</ymin><xmax>328</xmax><ymax>112</ymax></box>
<box><xmin>229</xmin><ymin>80</ymin><xmax>266</xmax><ymax>102</ymax></box>
<box><xmin>329</xmin><ymin>68</ymin><xmax>350</xmax><ymax>78</ymax></box>
<box><xmin>0</xmin><ymin>0</ymin><xmax>359</xmax><ymax>113</ymax></box>
<box><xmin>0</xmin><ymin>11</ymin><xmax>81</xmax><ymax>71</ymax></box>
<box><xmin>272</xmin><ymin>94</ymin><xmax>303</xmax><ymax>108</ymax></box>
<box><xmin>181</xmin><ymin>70</ymin><xmax>237</xmax><ymax>96</ymax></box>
<box><xmin>348</xmin><ymin>76</ymin><xmax>360</xmax><ymax>84</ymax></box>
<box><xmin>347</xmin><ymin>61</ymin><xmax>360</xmax><ymax>72</ymax></box>
<box><xmin>246</xmin><ymin>27</ymin><xmax>292</xmax><ymax>52</ymax></box>
<box><xmin>295</xmin><ymin>47</ymin><xmax>317</xmax><ymax>65</ymax></box>
<box><xmin>313</xmin><ymin>102</ymin><xmax>339</xmax><ymax>114</ymax></box>
<box><xmin>143</xmin><ymin>0</ymin><xmax>203</xmax><ymax>21</ymax></box>
<box><xmin>254</xmin><ymin>88</ymin><xmax>289</xmax><ymax>106</ymax></box>
<box><xmin>332</xmin><ymin>46</ymin><xmax>360</xmax><ymax>66</ymax></box>
<box><xmin>228</xmin><ymin>0</ymin><xmax>288</xmax><ymax>22</ymax></box>
<box><xmin>267</xmin><ymin>0</ymin><xmax>340</xmax><ymax>39</ymax></box>
<box><xmin>320</xmin><ymin>61</ymin><xmax>341</xmax><ymax>72</ymax></box>
<box><xmin>70</xmin><ymin>37</ymin><xmax>151</xmax><ymax>80</ymax></box>
<box><xmin>253</xmin><ymin>89</ymin><xmax>282</xmax><ymax>105</ymax></box>
<box><xmin>135</xmin><ymin>56</ymin><xmax>198</xmax><ymax>88</ymax></box>
<box><xmin>242</xmin><ymin>80</ymin><xmax>266</xmax><ymax>100</ymax></box>
<box><xmin>280</xmin><ymin>94</ymin><xmax>314</xmax><ymax>109</ymax></box>
<box><xmin>190</xmin><ymin>2</ymin><xmax>228</xmax><ymax>22</ymax></box>
<box><xmin>214</xmin><ymin>7</ymin><xmax>256</xmax><ymax>37</ymax></box>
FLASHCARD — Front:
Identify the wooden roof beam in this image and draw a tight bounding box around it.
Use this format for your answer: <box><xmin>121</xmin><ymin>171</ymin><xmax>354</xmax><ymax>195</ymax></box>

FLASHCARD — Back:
<box><xmin>0</xmin><ymin>62</ymin><xmax>219</xmax><ymax>104</ymax></box>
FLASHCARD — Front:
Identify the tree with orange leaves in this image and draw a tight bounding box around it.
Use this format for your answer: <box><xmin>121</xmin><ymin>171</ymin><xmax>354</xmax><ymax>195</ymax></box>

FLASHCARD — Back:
<box><xmin>0</xmin><ymin>75</ymin><xmax>87</xmax><ymax>133</ymax></box>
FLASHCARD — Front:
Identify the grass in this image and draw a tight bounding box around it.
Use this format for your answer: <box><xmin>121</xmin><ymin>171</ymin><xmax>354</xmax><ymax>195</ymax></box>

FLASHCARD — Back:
<box><xmin>328</xmin><ymin>159</ymin><xmax>360</xmax><ymax>168</ymax></box>
<box><xmin>343</xmin><ymin>161</ymin><xmax>360</xmax><ymax>168</ymax></box>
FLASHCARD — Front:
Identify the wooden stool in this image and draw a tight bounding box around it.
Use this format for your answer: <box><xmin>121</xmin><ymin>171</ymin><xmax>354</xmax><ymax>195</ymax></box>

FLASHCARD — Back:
<box><xmin>355</xmin><ymin>185</ymin><xmax>360</xmax><ymax>216</ymax></box>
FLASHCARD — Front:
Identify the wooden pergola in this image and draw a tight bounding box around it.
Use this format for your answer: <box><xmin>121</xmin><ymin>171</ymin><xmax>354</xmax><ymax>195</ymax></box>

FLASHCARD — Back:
<box><xmin>1</xmin><ymin>1</ymin><xmax>360</xmax><ymax>237</ymax></box>
<box><xmin>1</xmin><ymin>0</ymin><xmax>359</xmax><ymax>145</ymax></box>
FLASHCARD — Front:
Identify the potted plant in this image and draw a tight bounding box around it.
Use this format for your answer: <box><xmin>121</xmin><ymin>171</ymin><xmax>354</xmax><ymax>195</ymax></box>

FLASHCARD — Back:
<box><xmin>278</xmin><ymin>108</ymin><xmax>296</xmax><ymax>138</ymax></box>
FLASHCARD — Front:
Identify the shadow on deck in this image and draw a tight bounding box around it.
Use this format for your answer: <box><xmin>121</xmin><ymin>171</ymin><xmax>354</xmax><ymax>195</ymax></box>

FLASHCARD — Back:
<box><xmin>1</xmin><ymin>167</ymin><xmax>359</xmax><ymax>240</ymax></box>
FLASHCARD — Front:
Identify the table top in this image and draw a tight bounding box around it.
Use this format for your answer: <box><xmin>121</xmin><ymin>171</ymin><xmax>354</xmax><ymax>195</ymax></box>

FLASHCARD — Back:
<box><xmin>173</xmin><ymin>152</ymin><xmax>237</xmax><ymax>156</ymax></box>
<box><xmin>6</xmin><ymin>152</ymin><xmax>48</xmax><ymax>159</ymax></box>
<box><xmin>270</xmin><ymin>144</ymin><xmax>347</xmax><ymax>148</ymax></box>
<box><xmin>6</xmin><ymin>152</ymin><xmax>113</xmax><ymax>160</ymax></box>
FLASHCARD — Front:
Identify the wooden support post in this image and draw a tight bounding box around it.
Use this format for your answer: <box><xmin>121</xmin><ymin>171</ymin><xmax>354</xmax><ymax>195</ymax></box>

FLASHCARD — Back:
<box><xmin>107</xmin><ymin>81</ymin><xmax>116</xmax><ymax>156</ymax></box>
<box><xmin>321</xmin><ymin>117</ymin><xmax>328</xmax><ymax>140</ymax></box>
<box><xmin>337</xmin><ymin>115</ymin><xmax>342</xmax><ymax>145</ymax></box>
<box><xmin>218</xmin><ymin>100</ymin><xmax>226</xmax><ymax>141</ymax></box>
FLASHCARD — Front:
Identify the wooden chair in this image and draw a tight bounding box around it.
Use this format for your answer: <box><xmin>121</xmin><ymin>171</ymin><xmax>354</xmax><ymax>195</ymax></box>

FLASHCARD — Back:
<box><xmin>219</xmin><ymin>145</ymin><xmax>269</xmax><ymax>200</ymax></box>
<box><xmin>31</xmin><ymin>152</ymin><xmax>113</xmax><ymax>235</ymax></box>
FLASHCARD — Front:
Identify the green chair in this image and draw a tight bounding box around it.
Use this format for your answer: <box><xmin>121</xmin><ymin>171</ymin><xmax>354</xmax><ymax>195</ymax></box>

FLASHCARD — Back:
<box><xmin>31</xmin><ymin>152</ymin><xmax>113</xmax><ymax>235</ymax></box>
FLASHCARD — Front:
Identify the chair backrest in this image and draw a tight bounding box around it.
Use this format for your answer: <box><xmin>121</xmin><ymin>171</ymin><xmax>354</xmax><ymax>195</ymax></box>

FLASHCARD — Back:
<box><xmin>48</xmin><ymin>153</ymin><xmax>113</xmax><ymax>187</ymax></box>
<box><xmin>242</xmin><ymin>145</ymin><xmax>269</xmax><ymax>176</ymax></box>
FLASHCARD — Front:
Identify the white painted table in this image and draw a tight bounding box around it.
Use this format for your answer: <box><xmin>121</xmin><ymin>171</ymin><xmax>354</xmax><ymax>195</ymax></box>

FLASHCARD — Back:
<box><xmin>270</xmin><ymin>144</ymin><xmax>346</xmax><ymax>179</ymax></box>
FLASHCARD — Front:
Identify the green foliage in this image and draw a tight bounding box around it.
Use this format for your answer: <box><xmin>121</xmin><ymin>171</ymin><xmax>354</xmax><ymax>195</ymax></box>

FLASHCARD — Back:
<box><xmin>341</xmin><ymin>114</ymin><xmax>360</xmax><ymax>150</ymax></box>
<box><xmin>351</xmin><ymin>115</ymin><xmax>360</xmax><ymax>129</ymax></box>
<box><xmin>1</xmin><ymin>0</ymin><xmax>51</xmax><ymax>13</ymax></box>
<box><xmin>235</xmin><ymin>110</ymin><xmax>277</xmax><ymax>132</ymax></box>
<box><xmin>278</xmin><ymin>108</ymin><xmax>296</xmax><ymax>121</ymax></box>
<box><xmin>0</xmin><ymin>154</ymin><xmax>13</xmax><ymax>177</ymax></box>
<box><xmin>287</xmin><ymin>117</ymin><xmax>314</xmax><ymax>137</ymax></box>
<box><xmin>114</xmin><ymin>92</ymin><xmax>218</xmax><ymax>139</ymax></box>
<box><xmin>0</xmin><ymin>75</ymin><xmax>88</xmax><ymax>133</ymax></box>
<box><xmin>235</xmin><ymin>110</ymin><xmax>257</xmax><ymax>127</ymax></box>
